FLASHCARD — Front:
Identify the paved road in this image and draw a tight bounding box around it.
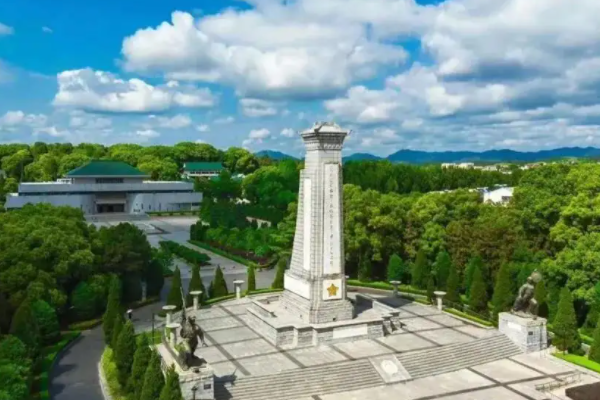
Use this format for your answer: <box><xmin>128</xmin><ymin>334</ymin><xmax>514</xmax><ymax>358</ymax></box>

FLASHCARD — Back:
<box><xmin>50</xmin><ymin>216</ymin><xmax>276</xmax><ymax>400</ymax></box>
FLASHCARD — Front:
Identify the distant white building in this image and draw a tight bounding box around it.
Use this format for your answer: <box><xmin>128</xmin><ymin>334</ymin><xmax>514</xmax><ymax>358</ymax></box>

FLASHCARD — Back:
<box><xmin>182</xmin><ymin>162</ymin><xmax>224</xmax><ymax>179</ymax></box>
<box><xmin>483</xmin><ymin>187</ymin><xmax>514</xmax><ymax>205</ymax></box>
<box><xmin>458</xmin><ymin>162</ymin><xmax>475</xmax><ymax>169</ymax></box>
<box><xmin>5</xmin><ymin>160</ymin><xmax>202</xmax><ymax>215</ymax></box>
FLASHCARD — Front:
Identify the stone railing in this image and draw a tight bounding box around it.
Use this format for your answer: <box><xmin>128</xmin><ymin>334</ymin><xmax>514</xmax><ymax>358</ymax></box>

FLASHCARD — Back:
<box><xmin>249</xmin><ymin>299</ymin><xmax>276</xmax><ymax>318</ymax></box>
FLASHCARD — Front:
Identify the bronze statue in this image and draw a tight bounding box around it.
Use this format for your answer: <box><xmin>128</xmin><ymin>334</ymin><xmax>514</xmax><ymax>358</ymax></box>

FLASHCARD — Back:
<box><xmin>178</xmin><ymin>288</ymin><xmax>207</xmax><ymax>369</ymax></box>
<box><xmin>512</xmin><ymin>271</ymin><xmax>542</xmax><ymax>318</ymax></box>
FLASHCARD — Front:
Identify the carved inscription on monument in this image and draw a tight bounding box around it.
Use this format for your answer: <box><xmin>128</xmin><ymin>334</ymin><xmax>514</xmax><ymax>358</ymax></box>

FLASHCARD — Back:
<box><xmin>303</xmin><ymin>178</ymin><xmax>312</xmax><ymax>271</ymax></box>
<box><xmin>323</xmin><ymin>164</ymin><xmax>341</xmax><ymax>275</ymax></box>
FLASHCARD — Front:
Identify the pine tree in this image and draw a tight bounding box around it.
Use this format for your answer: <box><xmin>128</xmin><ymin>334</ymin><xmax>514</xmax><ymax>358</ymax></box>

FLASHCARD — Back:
<box><xmin>166</xmin><ymin>267</ymin><xmax>183</xmax><ymax>310</ymax></box>
<box><xmin>534</xmin><ymin>279</ymin><xmax>549</xmax><ymax>319</ymax></box>
<box><xmin>128</xmin><ymin>334</ymin><xmax>152</xmax><ymax>399</ymax></box>
<box><xmin>111</xmin><ymin>312</ymin><xmax>125</xmax><ymax>350</ymax></box>
<box><xmin>115</xmin><ymin>321</ymin><xmax>136</xmax><ymax>386</ymax></box>
<box><xmin>271</xmin><ymin>258</ymin><xmax>286</xmax><ymax>289</ymax></box>
<box><xmin>9</xmin><ymin>300</ymin><xmax>41</xmax><ymax>357</ymax></box>
<box><xmin>469</xmin><ymin>265</ymin><xmax>489</xmax><ymax>315</ymax></box>
<box><xmin>445</xmin><ymin>261</ymin><xmax>461</xmax><ymax>305</ymax></box>
<box><xmin>140</xmin><ymin>351</ymin><xmax>165</xmax><ymax>400</ymax></box>
<box><xmin>434</xmin><ymin>251</ymin><xmax>452</xmax><ymax>290</ymax></box>
<box><xmin>411</xmin><ymin>249</ymin><xmax>429</xmax><ymax>289</ymax></box>
<box><xmin>554</xmin><ymin>288</ymin><xmax>582</xmax><ymax>354</ymax></box>
<box><xmin>212</xmin><ymin>266</ymin><xmax>228</xmax><ymax>297</ymax></box>
<box><xmin>358</xmin><ymin>253</ymin><xmax>372</xmax><ymax>282</ymax></box>
<box><xmin>548</xmin><ymin>284</ymin><xmax>561</xmax><ymax>323</ymax></box>
<box><xmin>491</xmin><ymin>263</ymin><xmax>514</xmax><ymax>322</ymax></box>
<box><xmin>207</xmin><ymin>281</ymin><xmax>214</xmax><ymax>299</ymax></box>
<box><xmin>464</xmin><ymin>255</ymin><xmax>483</xmax><ymax>295</ymax></box>
<box><xmin>589</xmin><ymin>319</ymin><xmax>600</xmax><ymax>364</ymax></box>
<box><xmin>103</xmin><ymin>275</ymin><xmax>122</xmax><ymax>344</ymax></box>
<box><xmin>386</xmin><ymin>254</ymin><xmax>404</xmax><ymax>282</ymax></box>
<box><xmin>247</xmin><ymin>266</ymin><xmax>256</xmax><ymax>293</ymax></box>
<box><xmin>426</xmin><ymin>273</ymin><xmax>436</xmax><ymax>304</ymax></box>
<box><xmin>159</xmin><ymin>365</ymin><xmax>183</xmax><ymax>400</ymax></box>
<box><xmin>186</xmin><ymin>264</ymin><xmax>205</xmax><ymax>307</ymax></box>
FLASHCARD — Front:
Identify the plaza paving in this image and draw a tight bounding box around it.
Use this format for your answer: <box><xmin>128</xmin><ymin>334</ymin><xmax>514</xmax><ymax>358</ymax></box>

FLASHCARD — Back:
<box><xmin>182</xmin><ymin>294</ymin><xmax>600</xmax><ymax>400</ymax></box>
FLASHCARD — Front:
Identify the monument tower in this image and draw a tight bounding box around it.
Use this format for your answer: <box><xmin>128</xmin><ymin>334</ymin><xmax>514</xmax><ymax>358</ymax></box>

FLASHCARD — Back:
<box><xmin>281</xmin><ymin>122</ymin><xmax>354</xmax><ymax>324</ymax></box>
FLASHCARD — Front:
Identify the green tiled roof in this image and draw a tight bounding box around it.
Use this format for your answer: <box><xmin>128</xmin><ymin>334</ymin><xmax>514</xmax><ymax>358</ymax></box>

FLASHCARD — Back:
<box><xmin>184</xmin><ymin>162</ymin><xmax>224</xmax><ymax>172</ymax></box>
<box><xmin>66</xmin><ymin>160</ymin><xmax>148</xmax><ymax>177</ymax></box>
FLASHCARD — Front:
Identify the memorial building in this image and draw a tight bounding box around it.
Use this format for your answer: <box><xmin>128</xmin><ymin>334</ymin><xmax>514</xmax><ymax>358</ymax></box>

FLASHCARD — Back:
<box><xmin>5</xmin><ymin>160</ymin><xmax>202</xmax><ymax>215</ymax></box>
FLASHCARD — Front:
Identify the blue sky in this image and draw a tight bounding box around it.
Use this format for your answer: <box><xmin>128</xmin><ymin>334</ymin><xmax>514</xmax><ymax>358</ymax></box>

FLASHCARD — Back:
<box><xmin>1</xmin><ymin>0</ymin><xmax>600</xmax><ymax>157</ymax></box>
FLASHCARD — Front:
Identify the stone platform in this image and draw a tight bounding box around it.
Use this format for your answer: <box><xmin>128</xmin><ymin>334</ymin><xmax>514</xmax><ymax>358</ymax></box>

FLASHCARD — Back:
<box><xmin>498</xmin><ymin>312</ymin><xmax>548</xmax><ymax>353</ymax></box>
<box><xmin>244</xmin><ymin>293</ymin><xmax>403</xmax><ymax>348</ymax></box>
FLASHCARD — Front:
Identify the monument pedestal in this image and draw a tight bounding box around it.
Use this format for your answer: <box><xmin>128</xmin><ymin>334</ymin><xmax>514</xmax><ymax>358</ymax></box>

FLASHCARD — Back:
<box><xmin>499</xmin><ymin>312</ymin><xmax>548</xmax><ymax>353</ymax></box>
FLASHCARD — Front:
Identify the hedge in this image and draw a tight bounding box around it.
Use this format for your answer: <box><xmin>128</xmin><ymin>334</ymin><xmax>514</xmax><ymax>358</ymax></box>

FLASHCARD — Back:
<box><xmin>101</xmin><ymin>347</ymin><xmax>127</xmax><ymax>400</ymax></box>
<box><xmin>580</xmin><ymin>332</ymin><xmax>594</xmax><ymax>346</ymax></box>
<box><xmin>445</xmin><ymin>308</ymin><xmax>494</xmax><ymax>327</ymax></box>
<box><xmin>148</xmin><ymin>211</ymin><xmax>197</xmax><ymax>217</ymax></box>
<box><xmin>67</xmin><ymin>318</ymin><xmax>102</xmax><ymax>331</ymax></box>
<box><xmin>188</xmin><ymin>240</ymin><xmax>252</xmax><ymax>266</ymax></box>
<box><xmin>129</xmin><ymin>296</ymin><xmax>160</xmax><ymax>309</ymax></box>
<box><xmin>346</xmin><ymin>280</ymin><xmax>428</xmax><ymax>296</ymax></box>
<box><xmin>159</xmin><ymin>241</ymin><xmax>210</xmax><ymax>266</ymax></box>
<box><xmin>33</xmin><ymin>331</ymin><xmax>81</xmax><ymax>400</ymax></box>
<box><xmin>553</xmin><ymin>353</ymin><xmax>600</xmax><ymax>374</ymax></box>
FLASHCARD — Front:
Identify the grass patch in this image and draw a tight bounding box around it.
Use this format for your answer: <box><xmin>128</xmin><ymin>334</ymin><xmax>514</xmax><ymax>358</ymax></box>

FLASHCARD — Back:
<box><xmin>445</xmin><ymin>308</ymin><xmax>494</xmax><ymax>327</ymax></box>
<box><xmin>32</xmin><ymin>331</ymin><xmax>81</xmax><ymax>400</ymax></box>
<box><xmin>101</xmin><ymin>347</ymin><xmax>127</xmax><ymax>400</ymax></box>
<box><xmin>414</xmin><ymin>297</ymin><xmax>431</xmax><ymax>305</ymax></box>
<box><xmin>68</xmin><ymin>318</ymin><xmax>102</xmax><ymax>331</ymax></box>
<box><xmin>137</xmin><ymin>330</ymin><xmax>162</xmax><ymax>345</ymax></box>
<box><xmin>580</xmin><ymin>332</ymin><xmax>594</xmax><ymax>346</ymax></box>
<box><xmin>346</xmin><ymin>280</ymin><xmax>428</xmax><ymax>296</ymax></box>
<box><xmin>553</xmin><ymin>352</ymin><xmax>600</xmax><ymax>374</ymax></box>
<box><xmin>160</xmin><ymin>240</ymin><xmax>210</xmax><ymax>266</ymax></box>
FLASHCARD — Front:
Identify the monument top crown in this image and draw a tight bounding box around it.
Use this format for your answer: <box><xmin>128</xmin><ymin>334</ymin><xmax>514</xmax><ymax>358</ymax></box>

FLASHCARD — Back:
<box><xmin>300</xmin><ymin>122</ymin><xmax>350</xmax><ymax>150</ymax></box>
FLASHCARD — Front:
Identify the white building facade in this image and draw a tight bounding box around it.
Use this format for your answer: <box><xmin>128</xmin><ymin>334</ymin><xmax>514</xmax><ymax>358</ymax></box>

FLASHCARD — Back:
<box><xmin>5</xmin><ymin>161</ymin><xmax>202</xmax><ymax>215</ymax></box>
<box><xmin>483</xmin><ymin>187</ymin><xmax>514</xmax><ymax>205</ymax></box>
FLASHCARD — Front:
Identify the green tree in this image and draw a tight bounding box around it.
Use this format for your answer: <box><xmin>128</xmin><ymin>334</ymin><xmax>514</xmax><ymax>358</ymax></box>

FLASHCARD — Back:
<box><xmin>159</xmin><ymin>365</ymin><xmax>183</xmax><ymax>400</ymax></box>
<box><xmin>464</xmin><ymin>255</ymin><xmax>484</xmax><ymax>295</ymax></box>
<box><xmin>146</xmin><ymin>255</ymin><xmax>166</xmax><ymax>298</ymax></box>
<box><xmin>111</xmin><ymin>312</ymin><xmax>125</xmax><ymax>350</ymax></box>
<box><xmin>166</xmin><ymin>267</ymin><xmax>183</xmax><ymax>310</ymax></box>
<box><xmin>469</xmin><ymin>265</ymin><xmax>489</xmax><ymax>315</ymax></box>
<box><xmin>0</xmin><ymin>293</ymin><xmax>10</xmax><ymax>334</ymax></box>
<box><xmin>247</xmin><ymin>266</ymin><xmax>256</xmax><ymax>293</ymax></box>
<box><xmin>272</xmin><ymin>258</ymin><xmax>286</xmax><ymax>289</ymax></box>
<box><xmin>553</xmin><ymin>288</ymin><xmax>582</xmax><ymax>354</ymax></box>
<box><xmin>0</xmin><ymin>364</ymin><xmax>30</xmax><ymax>400</ymax></box>
<box><xmin>434</xmin><ymin>251</ymin><xmax>452</xmax><ymax>290</ymax></box>
<box><xmin>445</xmin><ymin>262</ymin><xmax>461</xmax><ymax>304</ymax></box>
<box><xmin>139</xmin><ymin>351</ymin><xmax>165</xmax><ymax>400</ymax></box>
<box><xmin>127</xmin><ymin>335</ymin><xmax>152</xmax><ymax>399</ymax></box>
<box><xmin>115</xmin><ymin>321</ymin><xmax>136</xmax><ymax>386</ymax></box>
<box><xmin>411</xmin><ymin>249</ymin><xmax>429</xmax><ymax>289</ymax></box>
<box><xmin>212</xmin><ymin>266</ymin><xmax>228</xmax><ymax>298</ymax></box>
<box><xmin>9</xmin><ymin>301</ymin><xmax>40</xmax><ymax>357</ymax></box>
<box><xmin>589</xmin><ymin>319</ymin><xmax>600</xmax><ymax>363</ymax></box>
<box><xmin>386</xmin><ymin>254</ymin><xmax>407</xmax><ymax>282</ymax></box>
<box><xmin>491</xmin><ymin>263</ymin><xmax>513</xmax><ymax>323</ymax></box>
<box><xmin>103</xmin><ymin>276</ymin><xmax>122</xmax><ymax>345</ymax></box>
<box><xmin>358</xmin><ymin>253</ymin><xmax>373</xmax><ymax>282</ymax></box>
<box><xmin>71</xmin><ymin>281</ymin><xmax>100</xmax><ymax>321</ymax></box>
<box><xmin>31</xmin><ymin>300</ymin><xmax>60</xmax><ymax>345</ymax></box>
<box><xmin>534</xmin><ymin>280</ymin><xmax>549</xmax><ymax>319</ymax></box>
<box><xmin>0</xmin><ymin>336</ymin><xmax>31</xmax><ymax>369</ymax></box>
<box><xmin>186</xmin><ymin>264</ymin><xmax>205</xmax><ymax>307</ymax></box>
<box><xmin>427</xmin><ymin>274</ymin><xmax>436</xmax><ymax>304</ymax></box>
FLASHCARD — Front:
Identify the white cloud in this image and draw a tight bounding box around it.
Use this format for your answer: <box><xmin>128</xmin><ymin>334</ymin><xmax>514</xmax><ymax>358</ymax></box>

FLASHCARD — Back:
<box><xmin>53</xmin><ymin>68</ymin><xmax>216</xmax><ymax>113</ymax></box>
<box><xmin>42</xmin><ymin>26</ymin><xmax>53</xmax><ymax>34</ymax></box>
<box><xmin>148</xmin><ymin>114</ymin><xmax>192</xmax><ymax>129</ymax></box>
<box><xmin>136</xmin><ymin>129</ymin><xmax>160</xmax><ymax>138</ymax></box>
<box><xmin>69</xmin><ymin>113</ymin><xmax>112</xmax><ymax>129</ymax></box>
<box><xmin>214</xmin><ymin>116</ymin><xmax>235</xmax><ymax>124</ymax></box>
<box><xmin>0</xmin><ymin>23</ymin><xmax>14</xmax><ymax>36</ymax></box>
<box><xmin>196</xmin><ymin>124</ymin><xmax>210</xmax><ymax>132</ymax></box>
<box><xmin>121</xmin><ymin>9</ymin><xmax>408</xmax><ymax>99</ymax></box>
<box><xmin>0</xmin><ymin>111</ymin><xmax>48</xmax><ymax>131</ymax></box>
<box><xmin>240</xmin><ymin>98</ymin><xmax>278</xmax><ymax>117</ymax></box>
<box><xmin>34</xmin><ymin>126</ymin><xmax>69</xmax><ymax>138</ymax></box>
<box><xmin>280</xmin><ymin>128</ymin><xmax>295</xmax><ymax>137</ymax></box>
<box><xmin>243</xmin><ymin>128</ymin><xmax>271</xmax><ymax>147</ymax></box>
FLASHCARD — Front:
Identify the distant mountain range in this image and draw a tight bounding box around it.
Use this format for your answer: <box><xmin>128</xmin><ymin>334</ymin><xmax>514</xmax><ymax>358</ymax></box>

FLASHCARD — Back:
<box><xmin>254</xmin><ymin>150</ymin><xmax>299</xmax><ymax>161</ymax></box>
<box><xmin>256</xmin><ymin>147</ymin><xmax>600</xmax><ymax>164</ymax></box>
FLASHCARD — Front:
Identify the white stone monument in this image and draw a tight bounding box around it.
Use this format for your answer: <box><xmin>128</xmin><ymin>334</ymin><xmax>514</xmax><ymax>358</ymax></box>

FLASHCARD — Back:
<box><xmin>281</xmin><ymin>122</ymin><xmax>354</xmax><ymax>324</ymax></box>
<box><xmin>499</xmin><ymin>312</ymin><xmax>548</xmax><ymax>353</ymax></box>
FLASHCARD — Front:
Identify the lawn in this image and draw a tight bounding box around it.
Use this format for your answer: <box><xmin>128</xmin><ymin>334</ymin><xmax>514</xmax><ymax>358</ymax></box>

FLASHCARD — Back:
<box><xmin>553</xmin><ymin>352</ymin><xmax>600</xmax><ymax>374</ymax></box>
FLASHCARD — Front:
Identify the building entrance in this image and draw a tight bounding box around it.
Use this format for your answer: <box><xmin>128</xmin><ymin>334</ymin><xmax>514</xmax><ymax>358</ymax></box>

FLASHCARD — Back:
<box><xmin>96</xmin><ymin>204</ymin><xmax>125</xmax><ymax>213</ymax></box>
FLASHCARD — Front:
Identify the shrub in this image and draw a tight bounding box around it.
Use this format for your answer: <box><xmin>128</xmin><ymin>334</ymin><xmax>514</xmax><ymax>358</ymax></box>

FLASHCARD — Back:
<box><xmin>71</xmin><ymin>281</ymin><xmax>100</xmax><ymax>321</ymax></box>
<box><xmin>115</xmin><ymin>321</ymin><xmax>136</xmax><ymax>387</ymax></box>
<box><xmin>491</xmin><ymin>263</ymin><xmax>513</xmax><ymax>322</ymax></box>
<box><xmin>101</xmin><ymin>348</ymin><xmax>127</xmax><ymax>400</ymax></box>
<box><xmin>159</xmin><ymin>241</ymin><xmax>210</xmax><ymax>266</ymax></box>
<box><xmin>127</xmin><ymin>335</ymin><xmax>152</xmax><ymax>399</ymax></box>
<box><xmin>146</xmin><ymin>258</ymin><xmax>165</xmax><ymax>298</ymax></box>
<box><xmin>426</xmin><ymin>274</ymin><xmax>435</xmax><ymax>304</ymax></box>
<box><xmin>464</xmin><ymin>255</ymin><xmax>484</xmax><ymax>295</ymax></box>
<box><xmin>469</xmin><ymin>265</ymin><xmax>489</xmax><ymax>315</ymax></box>
<box><xmin>445</xmin><ymin>261</ymin><xmax>461</xmax><ymax>305</ymax></box>
<box><xmin>411</xmin><ymin>249</ymin><xmax>429</xmax><ymax>289</ymax></box>
<box><xmin>554</xmin><ymin>287</ymin><xmax>582</xmax><ymax>354</ymax></box>
<box><xmin>31</xmin><ymin>300</ymin><xmax>60</xmax><ymax>345</ymax></box>
<box><xmin>187</xmin><ymin>264</ymin><xmax>206</xmax><ymax>306</ymax></box>
<box><xmin>434</xmin><ymin>251</ymin><xmax>451</xmax><ymax>290</ymax></box>
<box><xmin>166</xmin><ymin>267</ymin><xmax>183</xmax><ymax>310</ymax></box>
<box><xmin>247</xmin><ymin>266</ymin><xmax>256</xmax><ymax>292</ymax></box>
<box><xmin>139</xmin><ymin>351</ymin><xmax>164</xmax><ymax>400</ymax></box>
<box><xmin>9</xmin><ymin>300</ymin><xmax>41</xmax><ymax>357</ymax></box>
<box><xmin>103</xmin><ymin>276</ymin><xmax>122</xmax><ymax>345</ymax></box>
<box><xmin>588</xmin><ymin>319</ymin><xmax>600</xmax><ymax>363</ymax></box>
<box><xmin>386</xmin><ymin>254</ymin><xmax>408</xmax><ymax>283</ymax></box>
<box><xmin>212</xmin><ymin>266</ymin><xmax>228</xmax><ymax>298</ymax></box>
<box><xmin>159</xmin><ymin>364</ymin><xmax>183</xmax><ymax>400</ymax></box>
<box><xmin>271</xmin><ymin>258</ymin><xmax>286</xmax><ymax>289</ymax></box>
<box><xmin>0</xmin><ymin>335</ymin><xmax>31</xmax><ymax>368</ymax></box>
<box><xmin>111</xmin><ymin>312</ymin><xmax>125</xmax><ymax>350</ymax></box>
<box><xmin>534</xmin><ymin>279</ymin><xmax>549</xmax><ymax>319</ymax></box>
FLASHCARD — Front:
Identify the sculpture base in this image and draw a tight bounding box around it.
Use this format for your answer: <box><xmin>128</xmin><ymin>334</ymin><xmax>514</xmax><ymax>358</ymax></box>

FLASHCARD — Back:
<box><xmin>498</xmin><ymin>312</ymin><xmax>548</xmax><ymax>353</ymax></box>
<box><xmin>156</xmin><ymin>343</ymin><xmax>215</xmax><ymax>400</ymax></box>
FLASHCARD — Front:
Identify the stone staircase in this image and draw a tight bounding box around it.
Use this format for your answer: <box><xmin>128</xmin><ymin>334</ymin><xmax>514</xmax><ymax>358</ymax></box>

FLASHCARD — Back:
<box><xmin>213</xmin><ymin>359</ymin><xmax>383</xmax><ymax>400</ymax></box>
<box><xmin>398</xmin><ymin>333</ymin><xmax>522</xmax><ymax>379</ymax></box>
